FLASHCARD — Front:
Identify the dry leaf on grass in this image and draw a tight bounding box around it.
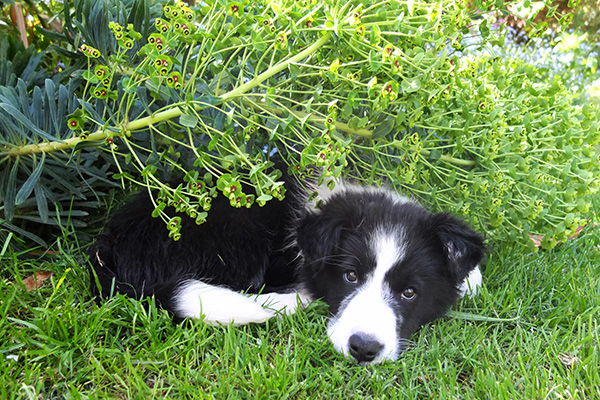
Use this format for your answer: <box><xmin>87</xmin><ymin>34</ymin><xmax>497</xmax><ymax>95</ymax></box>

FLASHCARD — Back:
<box><xmin>21</xmin><ymin>271</ymin><xmax>52</xmax><ymax>291</ymax></box>
<box><xmin>530</xmin><ymin>225</ymin><xmax>589</xmax><ymax>248</ymax></box>
<box><xmin>558</xmin><ymin>353</ymin><xmax>580</xmax><ymax>369</ymax></box>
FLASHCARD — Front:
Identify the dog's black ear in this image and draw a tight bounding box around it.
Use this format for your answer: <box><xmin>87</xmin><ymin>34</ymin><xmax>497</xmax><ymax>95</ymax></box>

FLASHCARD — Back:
<box><xmin>296</xmin><ymin>208</ymin><xmax>342</xmax><ymax>264</ymax></box>
<box><xmin>431</xmin><ymin>212</ymin><xmax>485</xmax><ymax>283</ymax></box>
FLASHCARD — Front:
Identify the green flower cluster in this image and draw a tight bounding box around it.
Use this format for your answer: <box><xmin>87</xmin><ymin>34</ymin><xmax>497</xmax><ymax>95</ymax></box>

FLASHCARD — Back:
<box><xmin>109</xmin><ymin>21</ymin><xmax>141</xmax><ymax>50</ymax></box>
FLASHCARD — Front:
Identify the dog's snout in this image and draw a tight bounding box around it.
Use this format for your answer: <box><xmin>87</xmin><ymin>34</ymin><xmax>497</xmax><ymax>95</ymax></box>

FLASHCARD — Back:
<box><xmin>348</xmin><ymin>332</ymin><xmax>384</xmax><ymax>363</ymax></box>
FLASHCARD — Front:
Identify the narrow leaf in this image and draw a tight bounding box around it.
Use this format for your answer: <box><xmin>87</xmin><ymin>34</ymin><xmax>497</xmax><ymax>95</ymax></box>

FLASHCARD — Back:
<box><xmin>16</xmin><ymin>153</ymin><xmax>46</xmax><ymax>206</ymax></box>
<box><xmin>371</xmin><ymin>118</ymin><xmax>395</xmax><ymax>140</ymax></box>
<box><xmin>446</xmin><ymin>310</ymin><xmax>519</xmax><ymax>322</ymax></box>
<box><xmin>57</xmin><ymin>84</ymin><xmax>70</xmax><ymax>139</ymax></box>
<box><xmin>31</xmin><ymin>86</ymin><xmax>44</xmax><ymax>129</ymax></box>
<box><xmin>0</xmin><ymin>220</ymin><xmax>47</xmax><ymax>246</ymax></box>
<box><xmin>45</xmin><ymin>79</ymin><xmax>59</xmax><ymax>136</ymax></box>
<box><xmin>4</xmin><ymin>158</ymin><xmax>19</xmax><ymax>221</ymax></box>
<box><xmin>34</xmin><ymin>183</ymin><xmax>49</xmax><ymax>224</ymax></box>
<box><xmin>0</xmin><ymin>102</ymin><xmax>60</xmax><ymax>143</ymax></box>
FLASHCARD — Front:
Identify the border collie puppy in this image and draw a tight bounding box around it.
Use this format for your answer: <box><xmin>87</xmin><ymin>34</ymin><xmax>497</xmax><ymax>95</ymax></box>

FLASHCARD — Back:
<box><xmin>89</xmin><ymin>173</ymin><xmax>485</xmax><ymax>365</ymax></box>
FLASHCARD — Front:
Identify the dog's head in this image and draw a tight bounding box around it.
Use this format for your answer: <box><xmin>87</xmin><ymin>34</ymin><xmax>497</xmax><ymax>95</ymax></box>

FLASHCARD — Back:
<box><xmin>297</xmin><ymin>187</ymin><xmax>485</xmax><ymax>365</ymax></box>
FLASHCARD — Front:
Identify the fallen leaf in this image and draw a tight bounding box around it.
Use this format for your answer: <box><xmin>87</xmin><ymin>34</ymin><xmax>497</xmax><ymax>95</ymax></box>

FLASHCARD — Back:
<box><xmin>21</xmin><ymin>271</ymin><xmax>52</xmax><ymax>291</ymax></box>
<box><xmin>530</xmin><ymin>224</ymin><xmax>592</xmax><ymax>248</ymax></box>
<box><xmin>558</xmin><ymin>353</ymin><xmax>580</xmax><ymax>368</ymax></box>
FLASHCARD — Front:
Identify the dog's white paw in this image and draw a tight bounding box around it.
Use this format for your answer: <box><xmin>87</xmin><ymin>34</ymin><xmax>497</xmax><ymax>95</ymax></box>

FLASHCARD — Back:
<box><xmin>458</xmin><ymin>266</ymin><xmax>482</xmax><ymax>298</ymax></box>
<box><xmin>254</xmin><ymin>291</ymin><xmax>312</xmax><ymax>316</ymax></box>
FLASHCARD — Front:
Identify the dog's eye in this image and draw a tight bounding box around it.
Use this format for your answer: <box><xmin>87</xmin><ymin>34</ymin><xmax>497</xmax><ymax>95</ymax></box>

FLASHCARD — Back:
<box><xmin>344</xmin><ymin>270</ymin><xmax>359</xmax><ymax>284</ymax></box>
<box><xmin>401</xmin><ymin>288</ymin><xmax>416</xmax><ymax>300</ymax></box>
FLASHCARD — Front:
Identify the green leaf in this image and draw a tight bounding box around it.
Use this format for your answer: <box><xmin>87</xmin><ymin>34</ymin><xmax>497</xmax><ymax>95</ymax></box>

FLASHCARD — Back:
<box><xmin>122</xmin><ymin>77</ymin><xmax>137</xmax><ymax>94</ymax></box>
<box><xmin>0</xmin><ymin>101</ymin><xmax>60</xmax><ymax>143</ymax></box>
<box><xmin>407</xmin><ymin>0</ymin><xmax>414</xmax><ymax>15</ymax></box>
<box><xmin>256</xmin><ymin>194</ymin><xmax>273</xmax><ymax>202</ymax></box>
<box><xmin>369</xmin><ymin>25</ymin><xmax>381</xmax><ymax>46</ymax></box>
<box><xmin>74</xmin><ymin>140</ymin><xmax>102</xmax><ymax>152</ymax></box>
<box><xmin>357</xmin><ymin>116</ymin><xmax>369</xmax><ymax>128</ymax></box>
<box><xmin>152</xmin><ymin>202</ymin><xmax>166</xmax><ymax>218</ymax></box>
<box><xmin>113</xmin><ymin>172</ymin><xmax>135</xmax><ymax>180</ymax></box>
<box><xmin>83</xmin><ymin>70</ymin><xmax>100</xmax><ymax>83</ymax></box>
<box><xmin>368</xmin><ymin>51</ymin><xmax>382</xmax><ymax>72</ymax></box>
<box><xmin>196</xmin><ymin>94</ymin><xmax>223</xmax><ymax>107</ymax></box>
<box><xmin>4</xmin><ymin>158</ymin><xmax>19</xmax><ymax>221</ymax></box>
<box><xmin>216</xmin><ymin>173</ymin><xmax>233</xmax><ymax>190</ymax></box>
<box><xmin>371</xmin><ymin>118</ymin><xmax>395</xmax><ymax>140</ymax></box>
<box><xmin>396</xmin><ymin>109</ymin><xmax>406</xmax><ymax>125</ymax></box>
<box><xmin>446</xmin><ymin>310</ymin><xmax>519</xmax><ymax>322</ymax></box>
<box><xmin>288</xmin><ymin>63</ymin><xmax>300</xmax><ymax>81</ymax></box>
<box><xmin>214</xmin><ymin>111</ymin><xmax>225</xmax><ymax>133</ymax></box>
<box><xmin>249</xmin><ymin>162</ymin><xmax>267</xmax><ymax>177</ymax></box>
<box><xmin>428</xmin><ymin>150</ymin><xmax>442</xmax><ymax>160</ymax></box>
<box><xmin>413</xmin><ymin>52</ymin><xmax>425</xmax><ymax>65</ymax></box>
<box><xmin>34</xmin><ymin>183</ymin><xmax>49</xmax><ymax>224</ymax></box>
<box><xmin>401</xmin><ymin>78</ymin><xmax>421</xmax><ymax>94</ymax></box>
<box><xmin>251</xmin><ymin>30</ymin><xmax>266</xmax><ymax>51</ymax></box>
<box><xmin>270</xmin><ymin>124</ymin><xmax>281</xmax><ymax>141</ymax></box>
<box><xmin>348</xmin><ymin>116</ymin><xmax>368</xmax><ymax>130</ymax></box>
<box><xmin>44</xmin><ymin>80</ymin><xmax>59</xmax><ymax>138</ymax></box>
<box><xmin>0</xmin><ymin>220</ymin><xmax>47</xmax><ymax>246</ymax></box>
<box><xmin>299</xmin><ymin>112</ymin><xmax>312</xmax><ymax>130</ymax></box>
<box><xmin>180</xmin><ymin>113</ymin><xmax>198</xmax><ymax>128</ymax></box>
<box><xmin>15</xmin><ymin>154</ymin><xmax>46</xmax><ymax>206</ymax></box>
<box><xmin>226</xmin><ymin>108</ymin><xmax>234</xmax><ymax>125</ymax></box>
<box><xmin>479</xmin><ymin>19</ymin><xmax>490</xmax><ymax>38</ymax></box>
<box><xmin>141</xmin><ymin>164</ymin><xmax>157</xmax><ymax>178</ymax></box>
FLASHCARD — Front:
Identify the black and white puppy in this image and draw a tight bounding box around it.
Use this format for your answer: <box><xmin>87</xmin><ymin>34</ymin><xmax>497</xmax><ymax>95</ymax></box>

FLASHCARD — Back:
<box><xmin>89</xmin><ymin>172</ymin><xmax>485</xmax><ymax>365</ymax></box>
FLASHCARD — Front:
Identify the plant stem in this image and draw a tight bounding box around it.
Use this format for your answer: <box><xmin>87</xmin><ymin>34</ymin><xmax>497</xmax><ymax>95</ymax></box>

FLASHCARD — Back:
<box><xmin>6</xmin><ymin>33</ymin><xmax>333</xmax><ymax>158</ymax></box>
<box><xmin>242</xmin><ymin>98</ymin><xmax>477</xmax><ymax>167</ymax></box>
<box><xmin>242</xmin><ymin>98</ymin><xmax>372</xmax><ymax>138</ymax></box>
<box><xmin>419</xmin><ymin>149</ymin><xmax>477</xmax><ymax>167</ymax></box>
<box><xmin>220</xmin><ymin>32</ymin><xmax>332</xmax><ymax>102</ymax></box>
<box><xmin>6</xmin><ymin>131</ymin><xmax>110</xmax><ymax>157</ymax></box>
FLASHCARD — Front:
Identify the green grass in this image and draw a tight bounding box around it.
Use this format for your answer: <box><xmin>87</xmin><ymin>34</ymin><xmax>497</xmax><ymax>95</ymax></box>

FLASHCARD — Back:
<box><xmin>1</xmin><ymin>226</ymin><xmax>599</xmax><ymax>399</ymax></box>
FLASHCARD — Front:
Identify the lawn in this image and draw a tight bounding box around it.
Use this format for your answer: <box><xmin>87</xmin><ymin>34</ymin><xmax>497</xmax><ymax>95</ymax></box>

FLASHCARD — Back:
<box><xmin>1</xmin><ymin>224</ymin><xmax>598</xmax><ymax>399</ymax></box>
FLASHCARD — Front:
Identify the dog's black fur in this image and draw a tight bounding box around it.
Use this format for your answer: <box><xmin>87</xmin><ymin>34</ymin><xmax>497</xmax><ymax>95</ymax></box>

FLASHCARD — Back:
<box><xmin>89</xmin><ymin>179</ymin><xmax>303</xmax><ymax>308</ymax></box>
<box><xmin>89</xmin><ymin>171</ymin><xmax>485</xmax><ymax>364</ymax></box>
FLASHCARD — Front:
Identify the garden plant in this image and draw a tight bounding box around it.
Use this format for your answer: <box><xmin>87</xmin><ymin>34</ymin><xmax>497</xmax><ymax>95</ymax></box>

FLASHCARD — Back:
<box><xmin>1</xmin><ymin>0</ymin><xmax>598</xmax><ymax>250</ymax></box>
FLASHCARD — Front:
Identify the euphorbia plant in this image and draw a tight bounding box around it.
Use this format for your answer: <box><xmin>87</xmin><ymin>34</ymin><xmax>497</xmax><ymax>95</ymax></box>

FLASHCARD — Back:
<box><xmin>3</xmin><ymin>0</ymin><xmax>599</xmax><ymax>249</ymax></box>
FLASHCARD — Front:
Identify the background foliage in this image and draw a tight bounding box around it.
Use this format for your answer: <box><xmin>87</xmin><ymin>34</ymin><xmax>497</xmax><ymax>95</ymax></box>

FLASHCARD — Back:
<box><xmin>0</xmin><ymin>0</ymin><xmax>599</xmax><ymax>250</ymax></box>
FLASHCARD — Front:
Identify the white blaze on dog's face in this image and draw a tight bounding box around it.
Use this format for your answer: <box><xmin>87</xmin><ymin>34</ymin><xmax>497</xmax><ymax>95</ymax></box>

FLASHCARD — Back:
<box><xmin>327</xmin><ymin>230</ymin><xmax>405</xmax><ymax>364</ymax></box>
<box><xmin>296</xmin><ymin>187</ymin><xmax>485</xmax><ymax>365</ymax></box>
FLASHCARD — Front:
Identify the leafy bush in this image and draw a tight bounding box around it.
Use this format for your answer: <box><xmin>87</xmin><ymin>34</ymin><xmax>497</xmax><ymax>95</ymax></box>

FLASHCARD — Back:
<box><xmin>1</xmin><ymin>0</ymin><xmax>598</xmax><ymax>249</ymax></box>
<box><xmin>497</xmin><ymin>29</ymin><xmax>600</xmax><ymax>103</ymax></box>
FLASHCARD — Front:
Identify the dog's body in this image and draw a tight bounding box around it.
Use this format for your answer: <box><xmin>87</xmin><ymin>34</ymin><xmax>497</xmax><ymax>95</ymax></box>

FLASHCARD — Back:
<box><xmin>89</xmin><ymin>173</ymin><xmax>484</xmax><ymax>365</ymax></box>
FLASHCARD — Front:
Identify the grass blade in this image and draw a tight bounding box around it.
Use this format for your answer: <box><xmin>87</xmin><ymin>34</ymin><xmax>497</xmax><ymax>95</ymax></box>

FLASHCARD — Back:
<box><xmin>446</xmin><ymin>310</ymin><xmax>520</xmax><ymax>322</ymax></box>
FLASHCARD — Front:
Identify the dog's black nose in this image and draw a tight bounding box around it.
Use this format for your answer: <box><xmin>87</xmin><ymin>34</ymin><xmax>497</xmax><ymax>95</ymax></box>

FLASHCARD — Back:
<box><xmin>348</xmin><ymin>332</ymin><xmax>384</xmax><ymax>363</ymax></box>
